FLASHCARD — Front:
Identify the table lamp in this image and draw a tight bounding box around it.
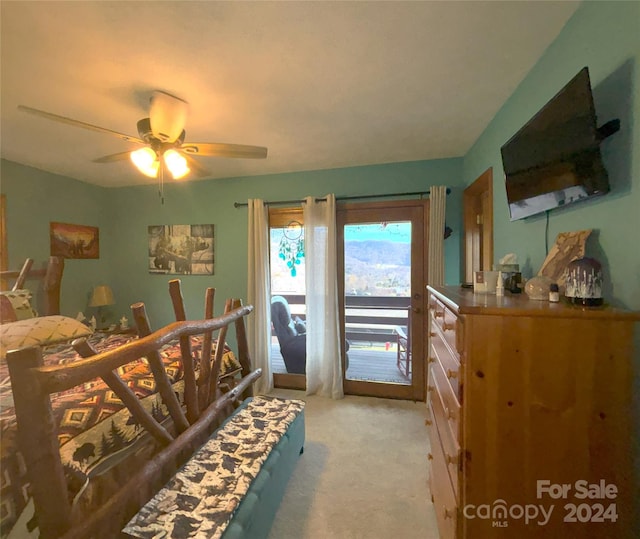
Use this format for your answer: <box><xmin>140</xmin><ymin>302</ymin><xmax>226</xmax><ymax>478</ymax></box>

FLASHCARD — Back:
<box><xmin>89</xmin><ymin>285</ymin><xmax>115</xmax><ymax>330</ymax></box>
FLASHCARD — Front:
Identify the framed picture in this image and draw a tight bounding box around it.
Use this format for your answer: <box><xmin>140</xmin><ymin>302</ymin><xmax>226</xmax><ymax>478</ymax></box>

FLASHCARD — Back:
<box><xmin>50</xmin><ymin>222</ymin><xmax>99</xmax><ymax>259</ymax></box>
<box><xmin>148</xmin><ymin>224</ymin><xmax>214</xmax><ymax>275</ymax></box>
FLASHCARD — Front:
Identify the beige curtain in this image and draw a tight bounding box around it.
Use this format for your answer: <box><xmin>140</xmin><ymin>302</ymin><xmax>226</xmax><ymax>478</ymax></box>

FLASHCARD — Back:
<box><xmin>247</xmin><ymin>199</ymin><xmax>273</xmax><ymax>395</ymax></box>
<box><xmin>428</xmin><ymin>186</ymin><xmax>447</xmax><ymax>286</ymax></box>
<box><xmin>303</xmin><ymin>194</ymin><xmax>344</xmax><ymax>399</ymax></box>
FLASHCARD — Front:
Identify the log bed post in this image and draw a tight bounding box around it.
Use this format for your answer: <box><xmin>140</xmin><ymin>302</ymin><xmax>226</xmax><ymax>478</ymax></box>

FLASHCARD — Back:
<box><xmin>6</xmin><ymin>345</ymin><xmax>72</xmax><ymax>539</ymax></box>
<box><xmin>168</xmin><ymin>279</ymin><xmax>199</xmax><ymax>424</ymax></box>
<box><xmin>197</xmin><ymin>286</ymin><xmax>216</xmax><ymax>411</ymax></box>
<box><xmin>43</xmin><ymin>255</ymin><xmax>64</xmax><ymax>315</ymax></box>
<box><xmin>233</xmin><ymin>298</ymin><xmax>255</xmax><ymax>400</ymax></box>
<box><xmin>208</xmin><ymin>298</ymin><xmax>233</xmax><ymax>400</ymax></box>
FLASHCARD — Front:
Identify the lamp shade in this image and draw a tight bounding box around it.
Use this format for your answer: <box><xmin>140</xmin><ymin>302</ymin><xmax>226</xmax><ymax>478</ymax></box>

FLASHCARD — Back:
<box><xmin>89</xmin><ymin>285</ymin><xmax>115</xmax><ymax>307</ymax></box>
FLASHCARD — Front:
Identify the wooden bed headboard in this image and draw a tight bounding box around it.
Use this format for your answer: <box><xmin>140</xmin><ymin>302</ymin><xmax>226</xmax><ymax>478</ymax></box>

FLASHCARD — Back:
<box><xmin>0</xmin><ymin>256</ymin><xmax>64</xmax><ymax>315</ymax></box>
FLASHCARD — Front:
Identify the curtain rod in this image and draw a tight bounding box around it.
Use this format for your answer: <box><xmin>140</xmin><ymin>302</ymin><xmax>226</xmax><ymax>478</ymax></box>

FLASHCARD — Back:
<box><xmin>233</xmin><ymin>188</ymin><xmax>451</xmax><ymax>208</ymax></box>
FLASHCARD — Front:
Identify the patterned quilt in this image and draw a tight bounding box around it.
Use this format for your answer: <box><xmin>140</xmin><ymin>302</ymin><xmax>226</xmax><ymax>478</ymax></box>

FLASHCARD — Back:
<box><xmin>123</xmin><ymin>396</ymin><xmax>305</xmax><ymax>539</ymax></box>
<box><xmin>0</xmin><ymin>332</ymin><xmax>240</xmax><ymax>539</ymax></box>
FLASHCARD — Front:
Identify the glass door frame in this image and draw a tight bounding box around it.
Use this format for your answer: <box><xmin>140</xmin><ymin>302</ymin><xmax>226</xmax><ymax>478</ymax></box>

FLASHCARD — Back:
<box><xmin>269</xmin><ymin>207</ymin><xmax>307</xmax><ymax>391</ymax></box>
<box><xmin>337</xmin><ymin>199</ymin><xmax>428</xmax><ymax>401</ymax></box>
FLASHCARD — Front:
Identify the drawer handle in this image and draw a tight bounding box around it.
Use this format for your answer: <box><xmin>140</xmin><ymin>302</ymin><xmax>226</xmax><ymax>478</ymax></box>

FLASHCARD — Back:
<box><xmin>427</xmin><ymin>452</ymin><xmax>433</xmax><ymax>461</ymax></box>
<box><xmin>429</xmin><ymin>332</ymin><xmax>436</xmax><ymax>337</ymax></box>
<box><xmin>446</xmin><ymin>407</ymin><xmax>457</xmax><ymax>420</ymax></box>
<box><xmin>442</xmin><ymin>322</ymin><xmax>455</xmax><ymax>331</ymax></box>
<box><xmin>434</xmin><ymin>311</ymin><xmax>444</xmax><ymax>319</ymax></box>
<box><xmin>446</xmin><ymin>453</ymin><xmax>458</xmax><ymax>465</ymax></box>
<box><xmin>427</xmin><ymin>356</ymin><xmax>436</xmax><ymax>364</ymax></box>
<box><xmin>447</xmin><ymin>369</ymin><xmax>458</xmax><ymax>379</ymax></box>
<box><xmin>425</xmin><ymin>418</ymin><xmax>433</xmax><ymax>426</ymax></box>
<box><xmin>443</xmin><ymin>507</ymin><xmax>454</xmax><ymax>520</ymax></box>
<box><xmin>427</xmin><ymin>384</ymin><xmax>435</xmax><ymax>393</ymax></box>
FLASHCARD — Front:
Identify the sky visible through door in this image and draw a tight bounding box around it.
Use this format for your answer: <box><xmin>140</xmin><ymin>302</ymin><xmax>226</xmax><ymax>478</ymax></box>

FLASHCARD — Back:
<box><xmin>270</xmin><ymin>222</ymin><xmax>412</xmax><ymax>297</ymax></box>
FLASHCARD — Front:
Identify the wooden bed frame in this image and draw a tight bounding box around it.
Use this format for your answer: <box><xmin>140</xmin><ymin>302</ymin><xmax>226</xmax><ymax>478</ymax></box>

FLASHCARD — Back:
<box><xmin>0</xmin><ymin>256</ymin><xmax>64</xmax><ymax>315</ymax></box>
<box><xmin>6</xmin><ymin>280</ymin><xmax>262</xmax><ymax>539</ymax></box>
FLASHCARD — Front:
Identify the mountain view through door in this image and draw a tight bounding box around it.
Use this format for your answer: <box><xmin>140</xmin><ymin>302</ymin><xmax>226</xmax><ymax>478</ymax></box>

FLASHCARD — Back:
<box><xmin>338</xmin><ymin>201</ymin><xmax>425</xmax><ymax>400</ymax></box>
<box><xmin>343</xmin><ymin>222</ymin><xmax>412</xmax><ymax>386</ymax></box>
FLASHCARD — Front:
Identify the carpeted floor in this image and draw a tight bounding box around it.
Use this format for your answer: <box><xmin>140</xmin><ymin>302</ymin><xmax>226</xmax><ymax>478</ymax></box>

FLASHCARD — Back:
<box><xmin>267</xmin><ymin>389</ymin><xmax>439</xmax><ymax>539</ymax></box>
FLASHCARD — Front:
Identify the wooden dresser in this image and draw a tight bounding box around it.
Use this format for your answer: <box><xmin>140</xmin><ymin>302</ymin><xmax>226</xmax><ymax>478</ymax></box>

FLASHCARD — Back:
<box><xmin>426</xmin><ymin>285</ymin><xmax>639</xmax><ymax>539</ymax></box>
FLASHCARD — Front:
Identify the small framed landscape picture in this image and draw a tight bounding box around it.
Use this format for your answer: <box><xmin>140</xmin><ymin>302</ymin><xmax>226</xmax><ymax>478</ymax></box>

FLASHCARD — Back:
<box><xmin>50</xmin><ymin>222</ymin><xmax>99</xmax><ymax>259</ymax></box>
<box><xmin>148</xmin><ymin>224</ymin><xmax>214</xmax><ymax>275</ymax></box>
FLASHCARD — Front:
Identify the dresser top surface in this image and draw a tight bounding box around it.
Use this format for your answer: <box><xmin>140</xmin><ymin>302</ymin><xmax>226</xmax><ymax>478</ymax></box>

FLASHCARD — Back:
<box><xmin>428</xmin><ymin>285</ymin><xmax>640</xmax><ymax>321</ymax></box>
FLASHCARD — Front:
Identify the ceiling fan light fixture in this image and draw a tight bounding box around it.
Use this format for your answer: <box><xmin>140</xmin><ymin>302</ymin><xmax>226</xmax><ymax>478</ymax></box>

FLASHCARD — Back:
<box><xmin>164</xmin><ymin>149</ymin><xmax>190</xmax><ymax>179</ymax></box>
<box><xmin>149</xmin><ymin>91</ymin><xmax>189</xmax><ymax>143</ymax></box>
<box><xmin>130</xmin><ymin>147</ymin><xmax>159</xmax><ymax>178</ymax></box>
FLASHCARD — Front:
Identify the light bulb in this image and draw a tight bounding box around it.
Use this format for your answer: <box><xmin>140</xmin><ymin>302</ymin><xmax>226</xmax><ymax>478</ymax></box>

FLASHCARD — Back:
<box><xmin>164</xmin><ymin>149</ymin><xmax>190</xmax><ymax>180</ymax></box>
<box><xmin>130</xmin><ymin>147</ymin><xmax>159</xmax><ymax>178</ymax></box>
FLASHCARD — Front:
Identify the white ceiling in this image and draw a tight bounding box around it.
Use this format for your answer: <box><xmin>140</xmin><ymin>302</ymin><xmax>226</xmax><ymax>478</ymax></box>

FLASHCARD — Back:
<box><xmin>0</xmin><ymin>1</ymin><xmax>579</xmax><ymax>188</ymax></box>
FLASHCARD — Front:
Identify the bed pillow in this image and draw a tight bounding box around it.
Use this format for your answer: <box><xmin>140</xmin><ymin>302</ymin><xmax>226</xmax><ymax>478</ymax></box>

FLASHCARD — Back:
<box><xmin>0</xmin><ymin>315</ymin><xmax>93</xmax><ymax>359</ymax></box>
<box><xmin>0</xmin><ymin>289</ymin><xmax>38</xmax><ymax>320</ymax></box>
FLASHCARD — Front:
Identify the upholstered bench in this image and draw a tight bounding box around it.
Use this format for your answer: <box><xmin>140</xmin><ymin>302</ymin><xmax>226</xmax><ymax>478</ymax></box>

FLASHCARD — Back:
<box><xmin>123</xmin><ymin>395</ymin><xmax>305</xmax><ymax>539</ymax></box>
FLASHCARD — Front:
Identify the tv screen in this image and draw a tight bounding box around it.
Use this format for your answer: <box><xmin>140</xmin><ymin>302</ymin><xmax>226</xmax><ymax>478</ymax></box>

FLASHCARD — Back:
<box><xmin>501</xmin><ymin>67</ymin><xmax>611</xmax><ymax>221</ymax></box>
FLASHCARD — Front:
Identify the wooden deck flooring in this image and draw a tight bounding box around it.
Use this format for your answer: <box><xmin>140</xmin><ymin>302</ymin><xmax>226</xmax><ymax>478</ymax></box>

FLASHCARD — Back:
<box><xmin>270</xmin><ymin>339</ymin><xmax>411</xmax><ymax>385</ymax></box>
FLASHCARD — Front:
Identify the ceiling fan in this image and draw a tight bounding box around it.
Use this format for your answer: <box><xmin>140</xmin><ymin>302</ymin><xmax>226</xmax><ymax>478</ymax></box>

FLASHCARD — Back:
<box><xmin>18</xmin><ymin>91</ymin><xmax>268</xmax><ymax>180</ymax></box>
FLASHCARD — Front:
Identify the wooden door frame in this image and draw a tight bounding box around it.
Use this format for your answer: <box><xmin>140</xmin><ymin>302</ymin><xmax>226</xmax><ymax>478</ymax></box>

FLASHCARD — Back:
<box><xmin>463</xmin><ymin>168</ymin><xmax>494</xmax><ymax>283</ymax></box>
<box><xmin>337</xmin><ymin>199</ymin><xmax>427</xmax><ymax>401</ymax></box>
<box><xmin>269</xmin><ymin>207</ymin><xmax>307</xmax><ymax>391</ymax></box>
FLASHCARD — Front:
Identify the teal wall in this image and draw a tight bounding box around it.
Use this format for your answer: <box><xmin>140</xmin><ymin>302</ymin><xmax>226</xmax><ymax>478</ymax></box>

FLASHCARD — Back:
<box><xmin>0</xmin><ymin>160</ymin><xmax>114</xmax><ymax>317</ymax></box>
<box><xmin>463</xmin><ymin>1</ymin><xmax>639</xmax><ymax>531</ymax></box>
<box><xmin>464</xmin><ymin>0</ymin><xmax>640</xmax><ymax>311</ymax></box>
<box><xmin>106</xmin><ymin>159</ymin><xmax>464</xmax><ymax>328</ymax></box>
<box><xmin>1</xmin><ymin>158</ymin><xmax>463</xmax><ymax>327</ymax></box>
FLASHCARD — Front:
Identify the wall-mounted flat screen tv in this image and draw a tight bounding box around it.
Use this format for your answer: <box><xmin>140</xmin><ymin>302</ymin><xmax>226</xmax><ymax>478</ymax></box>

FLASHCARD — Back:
<box><xmin>501</xmin><ymin>67</ymin><xmax>615</xmax><ymax>221</ymax></box>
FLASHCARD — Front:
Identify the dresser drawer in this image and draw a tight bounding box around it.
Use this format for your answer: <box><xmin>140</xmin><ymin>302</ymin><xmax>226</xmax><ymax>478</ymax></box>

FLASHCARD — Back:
<box><xmin>429</xmin><ymin>366</ymin><xmax>460</xmax><ymax>497</ymax></box>
<box><xmin>427</xmin><ymin>417</ymin><xmax>458</xmax><ymax>539</ymax></box>
<box><xmin>429</xmin><ymin>330</ymin><xmax>461</xmax><ymax>400</ymax></box>
<box><xmin>429</xmin><ymin>359</ymin><xmax>460</xmax><ymax>438</ymax></box>
<box><xmin>430</xmin><ymin>297</ymin><xmax>462</xmax><ymax>356</ymax></box>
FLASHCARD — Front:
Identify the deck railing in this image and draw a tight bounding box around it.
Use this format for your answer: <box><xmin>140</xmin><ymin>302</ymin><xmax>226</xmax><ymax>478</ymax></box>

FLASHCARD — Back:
<box><xmin>272</xmin><ymin>294</ymin><xmax>410</xmax><ymax>344</ymax></box>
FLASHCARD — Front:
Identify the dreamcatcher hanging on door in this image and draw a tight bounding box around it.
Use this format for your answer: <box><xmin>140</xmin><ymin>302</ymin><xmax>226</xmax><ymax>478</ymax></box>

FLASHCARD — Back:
<box><xmin>278</xmin><ymin>220</ymin><xmax>304</xmax><ymax>277</ymax></box>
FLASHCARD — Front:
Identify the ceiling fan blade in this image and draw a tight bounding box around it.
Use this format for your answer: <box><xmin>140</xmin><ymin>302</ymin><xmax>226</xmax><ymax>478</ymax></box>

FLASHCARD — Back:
<box><xmin>181</xmin><ymin>142</ymin><xmax>268</xmax><ymax>159</ymax></box>
<box><xmin>181</xmin><ymin>153</ymin><xmax>211</xmax><ymax>178</ymax></box>
<box><xmin>93</xmin><ymin>151</ymin><xmax>135</xmax><ymax>163</ymax></box>
<box><xmin>18</xmin><ymin>105</ymin><xmax>144</xmax><ymax>143</ymax></box>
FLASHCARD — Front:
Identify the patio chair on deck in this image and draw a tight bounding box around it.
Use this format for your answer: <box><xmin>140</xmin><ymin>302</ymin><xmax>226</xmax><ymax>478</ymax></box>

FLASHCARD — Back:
<box><xmin>394</xmin><ymin>308</ymin><xmax>411</xmax><ymax>377</ymax></box>
<box><xmin>271</xmin><ymin>295</ymin><xmax>350</xmax><ymax>375</ymax></box>
<box><xmin>271</xmin><ymin>296</ymin><xmax>307</xmax><ymax>374</ymax></box>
